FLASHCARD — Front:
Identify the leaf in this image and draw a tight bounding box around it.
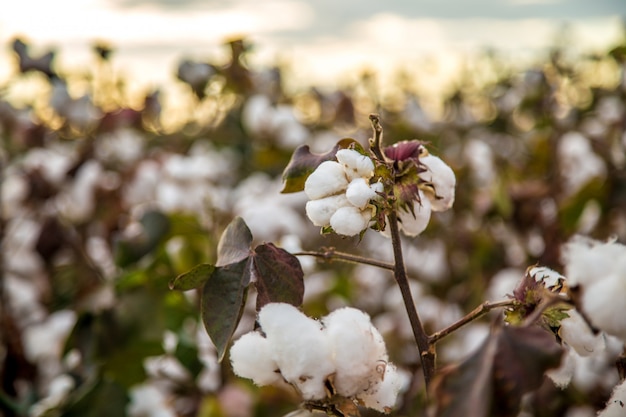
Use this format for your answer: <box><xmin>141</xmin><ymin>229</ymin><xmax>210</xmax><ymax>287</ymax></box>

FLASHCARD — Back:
<box><xmin>281</xmin><ymin>138</ymin><xmax>358</xmax><ymax>193</ymax></box>
<box><xmin>431</xmin><ymin>324</ymin><xmax>563</xmax><ymax>417</ymax></box>
<box><xmin>201</xmin><ymin>258</ymin><xmax>252</xmax><ymax>361</ymax></box>
<box><xmin>169</xmin><ymin>263</ymin><xmax>216</xmax><ymax>290</ymax></box>
<box><xmin>252</xmin><ymin>243</ymin><xmax>304</xmax><ymax>310</ymax></box>
<box><xmin>217</xmin><ymin>217</ymin><xmax>253</xmax><ymax>266</ymax></box>
<box><xmin>62</xmin><ymin>377</ymin><xmax>129</xmax><ymax>417</ymax></box>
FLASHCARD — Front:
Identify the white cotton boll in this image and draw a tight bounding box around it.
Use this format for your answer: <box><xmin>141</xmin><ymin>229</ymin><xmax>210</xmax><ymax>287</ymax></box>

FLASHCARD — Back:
<box><xmin>580</xmin><ymin>275</ymin><xmax>626</xmax><ymax>342</ymax></box>
<box><xmin>304</xmin><ymin>161</ymin><xmax>348</xmax><ymax>200</ymax></box>
<box><xmin>230</xmin><ymin>331</ymin><xmax>281</xmax><ymax>386</ymax></box>
<box><xmin>305</xmin><ymin>194</ymin><xmax>350</xmax><ymax>227</ymax></box>
<box><xmin>397</xmin><ymin>196</ymin><xmax>432</xmax><ymax>237</ymax></box>
<box><xmin>562</xmin><ymin>237</ymin><xmax>626</xmax><ymax>287</ymax></box>
<box><xmin>259</xmin><ymin>303</ymin><xmax>334</xmax><ymax>400</ymax></box>
<box><xmin>598</xmin><ymin>379</ymin><xmax>626</xmax><ymax>417</ymax></box>
<box><xmin>419</xmin><ymin>154</ymin><xmax>456</xmax><ymax>211</ymax></box>
<box><xmin>127</xmin><ymin>383</ymin><xmax>176</xmax><ymax>417</ymax></box>
<box><xmin>330</xmin><ymin>205</ymin><xmax>372</xmax><ymax>236</ymax></box>
<box><xmin>346</xmin><ymin>178</ymin><xmax>378</xmax><ymax>209</ymax></box>
<box><xmin>528</xmin><ymin>266</ymin><xmax>565</xmax><ymax>288</ymax></box>
<box><xmin>358</xmin><ymin>363</ymin><xmax>406</xmax><ymax>413</ymax></box>
<box><xmin>557</xmin><ymin>132</ymin><xmax>606</xmax><ymax>196</ymax></box>
<box><xmin>335</xmin><ymin>149</ymin><xmax>374</xmax><ymax>181</ymax></box>
<box><xmin>242</xmin><ymin>94</ymin><xmax>274</xmax><ymax>136</ymax></box>
<box><xmin>559</xmin><ymin>309</ymin><xmax>605</xmax><ymax>357</ymax></box>
<box><xmin>323</xmin><ymin>308</ymin><xmax>388</xmax><ymax>397</ymax></box>
<box><xmin>546</xmin><ymin>348</ymin><xmax>576</xmax><ymax>388</ymax></box>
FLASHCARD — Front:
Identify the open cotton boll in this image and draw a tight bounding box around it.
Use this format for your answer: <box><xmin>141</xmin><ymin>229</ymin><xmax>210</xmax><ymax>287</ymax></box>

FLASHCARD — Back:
<box><xmin>323</xmin><ymin>307</ymin><xmax>388</xmax><ymax>397</ymax></box>
<box><xmin>330</xmin><ymin>206</ymin><xmax>372</xmax><ymax>236</ymax></box>
<box><xmin>304</xmin><ymin>161</ymin><xmax>348</xmax><ymax>200</ymax></box>
<box><xmin>358</xmin><ymin>363</ymin><xmax>405</xmax><ymax>413</ymax></box>
<box><xmin>397</xmin><ymin>196</ymin><xmax>432</xmax><ymax>237</ymax></box>
<box><xmin>419</xmin><ymin>154</ymin><xmax>456</xmax><ymax>211</ymax></box>
<box><xmin>598</xmin><ymin>379</ymin><xmax>626</xmax><ymax>417</ymax></box>
<box><xmin>335</xmin><ymin>149</ymin><xmax>375</xmax><ymax>181</ymax></box>
<box><xmin>580</xmin><ymin>275</ymin><xmax>626</xmax><ymax>342</ymax></box>
<box><xmin>230</xmin><ymin>331</ymin><xmax>281</xmax><ymax>386</ymax></box>
<box><xmin>559</xmin><ymin>309</ymin><xmax>606</xmax><ymax>357</ymax></box>
<box><xmin>306</xmin><ymin>194</ymin><xmax>350</xmax><ymax>227</ymax></box>
<box><xmin>259</xmin><ymin>303</ymin><xmax>334</xmax><ymax>400</ymax></box>
<box><xmin>346</xmin><ymin>178</ymin><xmax>379</xmax><ymax>209</ymax></box>
<box><xmin>562</xmin><ymin>237</ymin><xmax>626</xmax><ymax>287</ymax></box>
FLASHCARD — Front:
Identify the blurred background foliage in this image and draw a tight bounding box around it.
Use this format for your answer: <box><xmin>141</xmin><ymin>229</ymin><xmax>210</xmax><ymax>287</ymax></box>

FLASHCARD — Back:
<box><xmin>1</xmin><ymin>28</ymin><xmax>626</xmax><ymax>417</ymax></box>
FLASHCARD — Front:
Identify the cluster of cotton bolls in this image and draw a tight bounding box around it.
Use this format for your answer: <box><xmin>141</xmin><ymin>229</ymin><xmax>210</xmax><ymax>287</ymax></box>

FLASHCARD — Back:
<box><xmin>230</xmin><ymin>303</ymin><xmax>406</xmax><ymax>413</ymax></box>
<box><xmin>304</xmin><ymin>149</ymin><xmax>383</xmax><ymax>236</ymax></box>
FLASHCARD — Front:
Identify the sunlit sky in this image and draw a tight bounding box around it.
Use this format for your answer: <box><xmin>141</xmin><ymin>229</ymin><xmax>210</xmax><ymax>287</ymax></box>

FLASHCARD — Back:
<box><xmin>1</xmin><ymin>0</ymin><xmax>624</xmax><ymax>93</ymax></box>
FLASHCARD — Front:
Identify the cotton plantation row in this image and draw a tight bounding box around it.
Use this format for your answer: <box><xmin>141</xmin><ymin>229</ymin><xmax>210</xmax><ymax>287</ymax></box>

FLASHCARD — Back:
<box><xmin>1</xmin><ymin>36</ymin><xmax>625</xmax><ymax>416</ymax></box>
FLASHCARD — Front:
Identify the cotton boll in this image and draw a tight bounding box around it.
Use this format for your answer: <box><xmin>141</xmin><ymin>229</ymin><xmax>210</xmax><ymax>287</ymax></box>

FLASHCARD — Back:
<box><xmin>335</xmin><ymin>149</ymin><xmax>374</xmax><ymax>181</ymax></box>
<box><xmin>562</xmin><ymin>237</ymin><xmax>626</xmax><ymax>287</ymax></box>
<box><xmin>598</xmin><ymin>379</ymin><xmax>626</xmax><ymax>417</ymax></box>
<box><xmin>230</xmin><ymin>331</ymin><xmax>281</xmax><ymax>386</ymax></box>
<box><xmin>330</xmin><ymin>206</ymin><xmax>372</xmax><ymax>236</ymax></box>
<box><xmin>397</xmin><ymin>196</ymin><xmax>432</xmax><ymax>237</ymax></box>
<box><xmin>323</xmin><ymin>308</ymin><xmax>388</xmax><ymax>397</ymax></box>
<box><xmin>259</xmin><ymin>303</ymin><xmax>334</xmax><ymax>400</ymax></box>
<box><xmin>419</xmin><ymin>154</ymin><xmax>456</xmax><ymax>211</ymax></box>
<box><xmin>559</xmin><ymin>309</ymin><xmax>606</xmax><ymax>357</ymax></box>
<box><xmin>580</xmin><ymin>275</ymin><xmax>626</xmax><ymax>342</ymax></box>
<box><xmin>546</xmin><ymin>349</ymin><xmax>576</xmax><ymax>388</ymax></box>
<box><xmin>304</xmin><ymin>161</ymin><xmax>348</xmax><ymax>200</ymax></box>
<box><xmin>305</xmin><ymin>194</ymin><xmax>350</xmax><ymax>226</ymax></box>
<box><xmin>345</xmin><ymin>178</ymin><xmax>378</xmax><ymax>209</ymax></box>
<box><xmin>358</xmin><ymin>363</ymin><xmax>406</xmax><ymax>413</ymax></box>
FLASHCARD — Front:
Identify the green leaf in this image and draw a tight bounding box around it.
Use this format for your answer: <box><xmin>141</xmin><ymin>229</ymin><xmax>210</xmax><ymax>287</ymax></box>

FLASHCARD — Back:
<box><xmin>169</xmin><ymin>263</ymin><xmax>216</xmax><ymax>290</ymax></box>
<box><xmin>252</xmin><ymin>243</ymin><xmax>304</xmax><ymax>310</ymax></box>
<box><xmin>62</xmin><ymin>377</ymin><xmax>129</xmax><ymax>417</ymax></box>
<box><xmin>201</xmin><ymin>258</ymin><xmax>252</xmax><ymax>361</ymax></box>
<box><xmin>217</xmin><ymin>217</ymin><xmax>253</xmax><ymax>266</ymax></box>
<box><xmin>431</xmin><ymin>324</ymin><xmax>563</xmax><ymax>417</ymax></box>
<box><xmin>280</xmin><ymin>138</ymin><xmax>358</xmax><ymax>193</ymax></box>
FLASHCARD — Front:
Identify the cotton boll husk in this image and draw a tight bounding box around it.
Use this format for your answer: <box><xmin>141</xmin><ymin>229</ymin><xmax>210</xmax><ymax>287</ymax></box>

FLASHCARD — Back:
<box><xmin>397</xmin><ymin>196</ymin><xmax>432</xmax><ymax>237</ymax></box>
<box><xmin>559</xmin><ymin>309</ymin><xmax>606</xmax><ymax>357</ymax></box>
<box><xmin>230</xmin><ymin>331</ymin><xmax>281</xmax><ymax>386</ymax></box>
<box><xmin>335</xmin><ymin>149</ymin><xmax>374</xmax><ymax>181</ymax></box>
<box><xmin>580</xmin><ymin>275</ymin><xmax>626</xmax><ymax>342</ymax></box>
<box><xmin>258</xmin><ymin>303</ymin><xmax>334</xmax><ymax>400</ymax></box>
<box><xmin>358</xmin><ymin>363</ymin><xmax>407</xmax><ymax>413</ymax></box>
<box><xmin>330</xmin><ymin>205</ymin><xmax>372</xmax><ymax>236</ymax></box>
<box><xmin>322</xmin><ymin>308</ymin><xmax>388</xmax><ymax>397</ymax></box>
<box><xmin>345</xmin><ymin>178</ymin><xmax>379</xmax><ymax>209</ymax></box>
<box><xmin>304</xmin><ymin>161</ymin><xmax>348</xmax><ymax>200</ymax></box>
<box><xmin>305</xmin><ymin>194</ymin><xmax>350</xmax><ymax>226</ymax></box>
<box><xmin>419</xmin><ymin>154</ymin><xmax>456</xmax><ymax>211</ymax></box>
<box><xmin>598</xmin><ymin>379</ymin><xmax>626</xmax><ymax>417</ymax></box>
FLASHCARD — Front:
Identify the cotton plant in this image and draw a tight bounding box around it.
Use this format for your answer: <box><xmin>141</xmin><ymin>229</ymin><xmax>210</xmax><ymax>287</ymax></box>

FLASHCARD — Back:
<box><xmin>171</xmin><ymin>115</ymin><xmax>624</xmax><ymax>417</ymax></box>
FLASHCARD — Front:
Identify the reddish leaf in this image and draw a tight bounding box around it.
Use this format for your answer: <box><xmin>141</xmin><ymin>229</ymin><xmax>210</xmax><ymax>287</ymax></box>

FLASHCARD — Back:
<box><xmin>217</xmin><ymin>217</ymin><xmax>253</xmax><ymax>266</ymax></box>
<box><xmin>201</xmin><ymin>258</ymin><xmax>252</xmax><ymax>361</ymax></box>
<box><xmin>431</xmin><ymin>324</ymin><xmax>563</xmax><ymax>417</ymax></box>
<box><xmin>280</xmin><ymin>138</ymin><xmax>358</xmax><ymax>193</ymax></box>
<box><xmin>252</xmin><ymin>243</ymin><xmax>304</xmax><ymax>310</ymax></box>
<box><xmin>169</xmin><ymin>263</ymin><xmax>215</xmax><ymax>291</ymax></box>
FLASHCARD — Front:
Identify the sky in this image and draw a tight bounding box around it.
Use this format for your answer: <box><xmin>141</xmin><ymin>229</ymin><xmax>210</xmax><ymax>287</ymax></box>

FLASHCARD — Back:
<box><xmin>0</xmin><ymin>0</ymin><xmax>624</xmax><ymax>93</ymax></box>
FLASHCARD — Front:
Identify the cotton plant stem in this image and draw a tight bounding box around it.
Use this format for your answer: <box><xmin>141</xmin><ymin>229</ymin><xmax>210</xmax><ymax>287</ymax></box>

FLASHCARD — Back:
<box><xmin>387</xmin><ymin>211</ymin><xmax>436</xmax><ymax>389</ymax></box>
<box><xmin>292</xmin><ymin>248</ymin><xmax>394</xmax><ymax>271</ymax></box>
<box><xmin>428</xmin><ymin>299</ymin><xmax>519</xmax><ymax>344</ymax></box>
<box><xmin>368</xmin><ymin>113</ymin><xmax>386</xmax><ymax>161</ymax></box>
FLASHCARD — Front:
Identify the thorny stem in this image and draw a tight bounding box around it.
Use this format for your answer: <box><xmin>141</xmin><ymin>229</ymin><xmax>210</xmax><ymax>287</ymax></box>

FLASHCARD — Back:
<box><xmin>428</xmin><ymin>299</ymin><xmax>519</xmax><ymax>344</ymax></box>
<box><xmin>387</xmin><ymin>211</ymin><xmax>435</xmax><ymax>390</ymax></box>
<box><xmin>293</xmin><ymin>248</ymin><xmax>394</xmax><ymax>271</ymax></box>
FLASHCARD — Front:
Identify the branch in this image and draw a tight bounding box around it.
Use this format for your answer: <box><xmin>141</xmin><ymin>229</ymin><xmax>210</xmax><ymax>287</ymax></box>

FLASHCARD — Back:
<box><xmin>292</xmin><ymin>248</ymin><xmax>394</xmax><ymax>271</ymax></box>
<box><xmin>428</xmin><ymin>299</ymin><xmax>519</xmax><ymax>344</ymax></box>
<box><xmin>387</xmin><ymin>211</ymin><xmax>435</xmax><ymax>389</ymax></box>
<box><xmin>368</xmin><ymin>114</ymin><xmax>386</xmax><ymax>161</ymax></box>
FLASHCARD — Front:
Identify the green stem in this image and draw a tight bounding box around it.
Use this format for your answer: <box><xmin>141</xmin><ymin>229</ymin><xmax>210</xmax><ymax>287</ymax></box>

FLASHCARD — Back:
<box><xmin>387</xmin><ymin>211</ymin><xmax>435</xmax><ymax>389</ymax></box>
